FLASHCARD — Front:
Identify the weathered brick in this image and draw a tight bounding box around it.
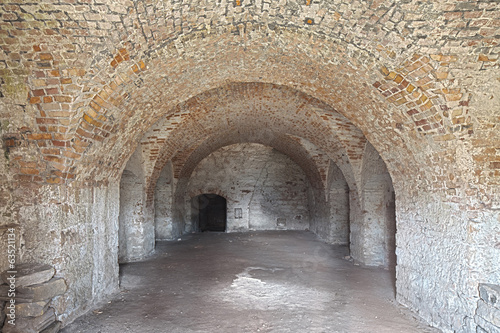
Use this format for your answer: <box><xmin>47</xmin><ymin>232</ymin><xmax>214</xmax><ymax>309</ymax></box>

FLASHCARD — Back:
<box><xmin>27</xmin><ymin>133</ymin><xmax>52</xmax><ymax>140</ymax></box>
<box><xmin>0</xmin><ymin>2</ymin><xmax>498</xmax><ymax>333</ymax></box>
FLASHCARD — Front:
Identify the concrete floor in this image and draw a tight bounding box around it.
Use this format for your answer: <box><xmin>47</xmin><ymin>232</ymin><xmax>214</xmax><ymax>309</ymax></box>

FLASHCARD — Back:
<box><xmin>61</xmin><ymin>231</ymin><xmax>441</xmax><ymax>333</ymax></box>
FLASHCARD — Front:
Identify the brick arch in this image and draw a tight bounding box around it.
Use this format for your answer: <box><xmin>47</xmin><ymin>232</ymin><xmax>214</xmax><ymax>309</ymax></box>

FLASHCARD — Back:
<box><xmin>141</xmin><ymin>82</ymin><xmax>367</xmax><ymax>207</ymax></box>
<box><xmin>188</xmin><ymin>189</ymin><xmax>228</xmax><ymax>201</ymax></box>
<box><xmin>169</xmin><ymin>132</ymin><xmax>331</xmax><ymax>222</ymax></box>
<box><xmin>172</xmin><ymin>131</ymin><xmax>328</xmax><ymax>198</ymax></box>
<box><xmin>21</xmin><ymin>23</ymin><xmax>454</xmax><ymax>187</ymax></box>
<box><xmin>3</xmin><ymin>0</ymin><xmax>483</xmax><ymax>195</ymax></box>
<box><xmin>72</xmin><ymin>28</ymin><xmax>400</xmax><ymax>183</ymax></box>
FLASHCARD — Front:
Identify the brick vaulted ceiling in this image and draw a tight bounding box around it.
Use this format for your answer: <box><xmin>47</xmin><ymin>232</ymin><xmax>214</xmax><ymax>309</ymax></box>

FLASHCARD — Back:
<box><xmin>0</xmin><ymin>0</ymin><xmax>498</xmax><ymax>201</ymax></box>
<box><xmin>169</xmin><ymin>131</ymin><xmax>328</xmax><ymax>199</ymax></box>
<box><xmin>1</xmin><ymin>2</ymin><xmax>499</xmax><ymax>331</ymax></box>
<box><xmin>137</xmin><ymin>83</ymin><xmax>366</xmax><ymax>205</ymax></box>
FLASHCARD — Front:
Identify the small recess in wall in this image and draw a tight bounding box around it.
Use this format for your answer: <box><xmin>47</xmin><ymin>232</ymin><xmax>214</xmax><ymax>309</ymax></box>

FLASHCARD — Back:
<box><xmin>277</xmin><ymin>218</ymin><xmax>286</xmax><ymax>227</ymax></box>
<box><xmin>234</xmin><ymin>208</ymin><xmax>242</xmax><ymax>219</ymax></box>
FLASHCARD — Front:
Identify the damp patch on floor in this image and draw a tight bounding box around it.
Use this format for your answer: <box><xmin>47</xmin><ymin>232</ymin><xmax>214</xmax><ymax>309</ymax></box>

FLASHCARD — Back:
<box><xmin>218</xmin><ymin>266</ymin><xmax>334</xmax><ymax>311</ymax></box>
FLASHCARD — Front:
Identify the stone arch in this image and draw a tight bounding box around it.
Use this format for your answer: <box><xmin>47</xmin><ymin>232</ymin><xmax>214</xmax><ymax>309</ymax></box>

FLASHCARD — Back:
<box><xmin>143</xmin><ymin>83</ymin><xmax>364</xmax><ymax>207</ymax></box>
<box><xmin>190</xmin><ymin>193</ymin><xmax>228</xmax><ymax>233</ymax></box>
<box><xmin>1</xmin><ymin>1</ymin><xmax>497</xmax><ymax>330</ymax></box>
<box><xmin>188</xmin><ymin>189</ymin><xmax>228</xmax><ymax>201</ymax></box>
<box><xmin>65</xmin><ymin>24</ymin><xmax>464</xmax><ymax>187</ymax></box>
<box><xmin>46</xmin><ymin>27</ymin><xmax>436</xmax><ymax>188</ymax></box>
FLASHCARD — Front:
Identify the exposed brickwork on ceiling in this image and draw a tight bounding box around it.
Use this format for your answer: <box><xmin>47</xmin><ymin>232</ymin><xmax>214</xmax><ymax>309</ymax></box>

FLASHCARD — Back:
<box><xmin>0</xmin><ymin>2</ymin><xmax>498</xmax><ymax>332</ymax></box>
<box><xmin>170</xmin><ymin>132</ymin><xmax>328</xmax><ymax>197</ymax></box>
<box><xmin>2</xmin><ymin>0</ymin><xmax>498</xmax><ymax>187</ymax></box>
<box><xmin>136</xmin><ymin>83</ymin><xmax>368</xmax><ymax>205</ymax></box>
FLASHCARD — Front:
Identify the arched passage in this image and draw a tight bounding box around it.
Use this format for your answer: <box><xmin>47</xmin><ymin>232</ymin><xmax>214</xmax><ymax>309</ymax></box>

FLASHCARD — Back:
<box><xmin>191</xmin><ymin>194</ymin><xmax>227</xmax><ymax>232</ymax></box>
<box><xmin>183</xmin><ymin>143</ymin><xmax>315</xmax><ymax>234</ymax></box>
<box><xmin>118</xmin><ymin>83</ymin><xmax>397</xmax><ymax>271</ymax></box>
<box><xmin>2</xmin><ymin>2</ymin><xmax>497</xmax><ymax>330</ymax></box>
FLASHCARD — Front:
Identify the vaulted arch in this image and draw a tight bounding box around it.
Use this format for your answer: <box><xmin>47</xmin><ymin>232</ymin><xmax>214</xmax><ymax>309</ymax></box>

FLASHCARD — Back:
<box><xmin>1</xmin><ymin>1</ymin><xmax>498</xmax><ymax>331</ymax></box>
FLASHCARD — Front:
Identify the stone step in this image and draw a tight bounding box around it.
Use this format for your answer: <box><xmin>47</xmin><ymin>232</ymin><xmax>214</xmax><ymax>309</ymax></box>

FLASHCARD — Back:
<box><xmin>3</xmin><ymin>300</ymin><xmax>50</xmax><ymax>317</ymax></box>
<box><xmin>1</xmin><ymin>264</ymin><xmax>55</xmax><ymax>288</ymax></box>
<box><xmin>2</xmin><ymin>307</ymin><xmax>55</xmax><ymax>333</ymax></box>
<box><xmin>0</xmin><ymin>278</ymin><xmax>67</xmax><ymax>303</ymax></box>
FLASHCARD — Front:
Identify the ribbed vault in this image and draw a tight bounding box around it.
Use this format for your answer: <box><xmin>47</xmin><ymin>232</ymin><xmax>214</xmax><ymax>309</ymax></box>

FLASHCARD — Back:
<box><xmin>1</xmin><ymin>1</ymin><xmax>498</xmax><ymax>331</ymax></box>
<box><xmin>171</xmin><ymin>130</ymin><xmax>327</xmax><ymax>197</ymax></box>
<box><xmin>140</xmin><ymin>82</ymin><xmax>368</xmax><ymax>207</ymax></box>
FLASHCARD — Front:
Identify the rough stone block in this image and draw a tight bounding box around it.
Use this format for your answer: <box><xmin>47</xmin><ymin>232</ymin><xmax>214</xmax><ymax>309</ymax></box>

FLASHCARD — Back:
<box><xmin>40</xmin><ymin>320</ymin><xmax>62</xmax><ymax>333</ymax></box>
<box><xmin>480</xmin><ymin>284</ymin><xmax>500</xmax><ymax>309</ymax></box>
<box><xmin>2</xmin><ymin>307</ymin><xmax>55</xmax><ymax>333</ymax></box>
<box><xmin>475</xmin><ymin>315</ymin><xmax>500</xmax><ymax>333</ymax></box>
<box><xmin>0</xmin><ymin>278</ymin><xmax>67</xmax><ymax>303</ymax></box>
<box><xmin>5</xmin><ymin>300</ymin><xmax>49</xmax><ymax>317</ymax></box>
<box><xmin>0</xmin><ymin>285</ymin><xmax>31</xmax><ymax>303</ymax></box>
<box><xmin>1</xmin><ymin>264</ymin><xmax>55</xmax><ymax>287</ymax></box>
<box><xmin>0</xmin><ymin>227</ymin><xmax>21</xmax><ymax>280</ymax></box>
<box><xmin>477</xmin><ymin>300</ymin><xmax>500</xmax><ymax>327</ymax></box>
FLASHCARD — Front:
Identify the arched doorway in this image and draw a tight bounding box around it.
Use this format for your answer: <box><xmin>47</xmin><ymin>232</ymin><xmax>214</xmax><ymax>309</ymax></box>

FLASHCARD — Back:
<box><xmin>192</xmin><ymin>194</ymin><xmax>227</xmax><ymax>232</ymax></box>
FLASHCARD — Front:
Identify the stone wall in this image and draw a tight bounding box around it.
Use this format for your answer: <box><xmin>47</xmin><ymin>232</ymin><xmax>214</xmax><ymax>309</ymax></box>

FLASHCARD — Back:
<box><xmin>2</xmin><ymin>184</ymin><xmax>120</xmax><ymax>325</ymax></box>
<box><xmin>183</xmin><ymin>143</ymin><xmax>312</xmax><ymax>233</ymax></box>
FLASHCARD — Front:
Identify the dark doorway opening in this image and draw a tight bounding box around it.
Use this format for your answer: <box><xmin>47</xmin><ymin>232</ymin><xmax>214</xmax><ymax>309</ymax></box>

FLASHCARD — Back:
<box><xmin>192</xmin><ymin>194</ymin><xmax>227</xmax><ymax>232</ymax></box>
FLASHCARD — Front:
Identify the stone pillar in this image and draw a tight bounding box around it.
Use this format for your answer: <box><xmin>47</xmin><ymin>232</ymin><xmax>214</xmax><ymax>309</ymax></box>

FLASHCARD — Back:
<box><xmin>360</xmin><ymin>173</ymin><xmax>395</xmax><ymax>267</ymax></box>
<box><xmin>154</xmin><ymin>162</ymin><xmax>174</xmax><ymax>240</ymax></box>
<box><xmin>118</xmin><ymin>148</ymin><xmax>155</xmax><ymax>263</ymax></box>
<box><xmin>350</xmin><ymin>143</ymin><xmax>396</xmax><ymax>268</ymax></box>
<box><xmin>348</xmin><ymin>188</ymin><xmax>365</xmax><ymax>262</ymax></box>
<box><xmin>327</xmin><ymin>162</ymin><xmax>350</xmax><ymax>245</ymax></box>
<box><xmin>119</xmin><ymin>170</ymin><xmax>154</xmax><ymax>262</ymax></box>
